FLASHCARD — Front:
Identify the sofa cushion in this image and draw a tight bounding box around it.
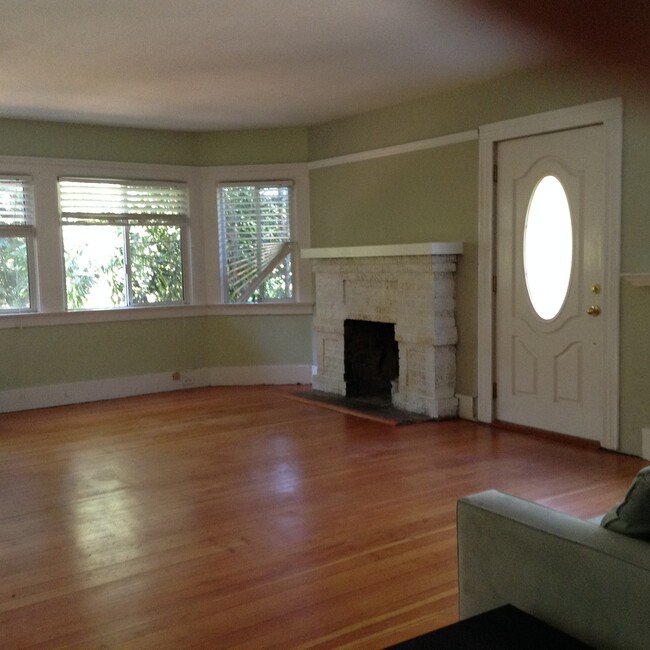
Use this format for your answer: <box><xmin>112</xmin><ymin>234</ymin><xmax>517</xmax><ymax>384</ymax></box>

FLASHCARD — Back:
<box><xmin>601</xmin><ymin>466</ymin><xmax>650</xmax><ymax>539</ymax></box>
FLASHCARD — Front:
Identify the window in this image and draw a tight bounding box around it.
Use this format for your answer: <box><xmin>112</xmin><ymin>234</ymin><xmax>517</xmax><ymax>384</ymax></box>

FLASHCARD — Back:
<box><xmin>524</xmin><ymin>175</ymin><xmax>573</xmax><ymax>320</ymax></box>
<box><xmin>0</xmin><ymin>158</ymin><xmax>309</xmax><ymax>321</ymax></box>
<box><xmin>59</xmin><ymin>178</ymin><xmax>188</xmax><ymax>310</ymax></box>
<box><xmin>0</xmin><ymin>176</ymin><xmax>35</xmax><ymax>311</ymax></box>
<box><xmin>217</xmin><ymin>181</ymin><xmax>294</xmax><ymax>303</ymax></box>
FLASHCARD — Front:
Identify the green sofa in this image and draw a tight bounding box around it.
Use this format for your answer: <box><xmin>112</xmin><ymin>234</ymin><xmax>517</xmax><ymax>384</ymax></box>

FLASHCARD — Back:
<box><xmin>457</xmin><ymin>490</ymin><xmax>650</xmax><ymax>649</ymax></box>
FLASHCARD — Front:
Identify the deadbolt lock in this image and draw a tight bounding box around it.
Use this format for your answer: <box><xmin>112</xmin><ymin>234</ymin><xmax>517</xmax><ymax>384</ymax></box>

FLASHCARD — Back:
<box><xmin>591</xmin><ymin>284</ymin><xmax>601</xmax><ymax>294</ymax></box>
<box><xmin>587</xmin><ymin>305</ymin><xmax>602</xmax><ymax>316</ymax></box>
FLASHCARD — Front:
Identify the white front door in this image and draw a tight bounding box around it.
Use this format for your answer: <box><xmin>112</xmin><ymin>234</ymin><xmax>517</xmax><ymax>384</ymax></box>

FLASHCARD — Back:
<box><xmin>495</xmin><ymin>125</ymin><xmax>606</xmax><ymax>440</ymax></box>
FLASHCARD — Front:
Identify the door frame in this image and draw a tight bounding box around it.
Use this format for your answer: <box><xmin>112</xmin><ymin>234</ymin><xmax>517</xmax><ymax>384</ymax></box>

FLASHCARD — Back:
<box><xmin>476</xmin><ymin>98</ymin><xmax>623</xmax><ymax>449</ymax></box>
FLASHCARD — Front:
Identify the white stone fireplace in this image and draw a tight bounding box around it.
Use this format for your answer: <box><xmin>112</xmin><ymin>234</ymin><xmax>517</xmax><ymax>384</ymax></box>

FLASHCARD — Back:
<box><xmin>302</xmin><ymin>243</ymin><xmax>463</xmax><ymax>419</ymax></box>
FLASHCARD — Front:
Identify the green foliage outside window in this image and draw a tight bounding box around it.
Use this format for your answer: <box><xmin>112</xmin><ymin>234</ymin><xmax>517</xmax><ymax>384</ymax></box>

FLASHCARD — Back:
<box><xmin>0</xmin><ymin>237</ymin><xmax>29</xmax><ymax>310</ymax></box>
<box><xmin>64</xmin><ymin>224</ymin><xmax>183</xmax><ymax>310</ymax></box>
<box><xmin>130</xmin><ymin>225</ymin><xmax>183</xmax><ymax>304</ymax></box>
<box><xmin>1</xmin><ymin>176</ymin><xmax>33</xmax><ymax>311</ymax></box>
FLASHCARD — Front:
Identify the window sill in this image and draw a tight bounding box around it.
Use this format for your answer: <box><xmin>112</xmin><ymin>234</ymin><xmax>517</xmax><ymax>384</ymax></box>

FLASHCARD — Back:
<box><xmin>0</xmin><ymin>302</ymin><xmax>314</xmax><ymax>329</ymax></box>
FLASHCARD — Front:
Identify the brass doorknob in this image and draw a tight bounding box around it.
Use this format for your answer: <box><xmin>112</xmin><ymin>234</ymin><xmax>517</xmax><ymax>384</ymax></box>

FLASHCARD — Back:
<box><xmin>586</xmin><ymin>305</ymin><xmax>601</xmax><ymax>316</ymax></box>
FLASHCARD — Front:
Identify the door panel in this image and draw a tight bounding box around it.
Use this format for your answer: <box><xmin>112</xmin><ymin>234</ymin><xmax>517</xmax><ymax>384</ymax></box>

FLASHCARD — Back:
<box><xmin>495</xmin><ymin>126</ymin><xmax>605</xmax><ymax>440</ymax></box>
<box><xmin>554</xmin><ymin>342</ymin><xmax>581</xmax><ymax>403</ymax></box>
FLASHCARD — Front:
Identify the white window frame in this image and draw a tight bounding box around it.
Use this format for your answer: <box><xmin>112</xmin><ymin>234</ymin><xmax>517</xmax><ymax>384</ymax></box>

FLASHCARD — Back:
<box><xmin>58</xmin><ymin>177</ymin><xmax>190</xmax><ymax>310</ymax></box>
<box><xmin>202</xmin><ymin>163</ymin><xmax>312</xmax><ymax>307</ymax></box>
<box><xmin>217</xmin><ymin>180</ymin><xmax>296</xmax><ymax>304</ymax></box>
<box><xmin>0</xmin><ymin>156</ymin><xmax>312</xmax><ymax>328</ymax></box>
<box><xmin>0</xmin><ymin>174</ymin><xmax>37</xmax><ymax>312</ymax></box>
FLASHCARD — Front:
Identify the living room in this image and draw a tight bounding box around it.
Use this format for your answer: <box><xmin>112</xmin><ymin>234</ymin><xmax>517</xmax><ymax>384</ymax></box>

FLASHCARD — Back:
<box><xmin>1</xmin><ymin>1</ymin><xmax>649</xmax><ymax>647</ymax></box>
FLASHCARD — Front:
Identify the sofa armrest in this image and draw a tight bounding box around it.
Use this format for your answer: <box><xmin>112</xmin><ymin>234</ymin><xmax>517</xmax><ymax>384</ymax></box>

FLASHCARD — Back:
<box><xmin>457</xmin><ymin>490</ymin><xmax>650</xmax><ymax>650</ymax></box>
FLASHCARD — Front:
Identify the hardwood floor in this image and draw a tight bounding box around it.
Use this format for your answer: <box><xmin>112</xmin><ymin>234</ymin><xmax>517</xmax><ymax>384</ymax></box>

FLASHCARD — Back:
<box><xmin>0</xmin><ymin>386</ymin><xmax>645</xmax><ymax>649</ymax></box>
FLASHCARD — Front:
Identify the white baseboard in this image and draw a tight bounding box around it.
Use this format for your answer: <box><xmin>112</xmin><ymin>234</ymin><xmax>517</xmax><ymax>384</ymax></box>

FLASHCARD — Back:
<box><xmin>0</xmin><ymin>364</ymin><xmax>312</xmax><ymax>413</ymax></box>
<box><xmin>457</xmin><ymin>393</ymin><xmax>476</xmax><ymax>421</ymax></box>
<box><xmin>642</xmin><ymin>428</ymin><xmax>650</xmax><ymax>461</ymax></box>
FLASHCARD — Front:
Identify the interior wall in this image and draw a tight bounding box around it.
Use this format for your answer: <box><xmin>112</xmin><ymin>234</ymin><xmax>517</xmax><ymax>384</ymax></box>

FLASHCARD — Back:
<box><xmin>0</xmin><ymin>315</ymin><xmax>312</xmax><ymax>391</ymax></box>
<box><xmin>309</xmin><ymin>143</ymin><xmax>478</xmax><ymax>397</ymax></box>
<box><xmin>307</xmin><ymin>60</ymin><xmax>650</xmax><ymax>456</ymax></box>
<box><xmin>0</xmin><ymin>118</ymin><xmax>309</xmax><ymax>165</ymax></box>
<box><xmin>195</xmin><ymin>127</ymin><xmax>308</xmax><ymax>165</ymax></box>
<box><xmin>0</xmin><ymin>319</ymin><xmax>203</xmax><ymax>390</ymax></box>
<box><xmin>0</xmin><ymin>120</ymin><xmax>312</xmax><ymax>399</ymax></box>
<box><xmin>0</xmin><ymin>118</ymin><xmax>199</xmax><ymax>165</ymax></box>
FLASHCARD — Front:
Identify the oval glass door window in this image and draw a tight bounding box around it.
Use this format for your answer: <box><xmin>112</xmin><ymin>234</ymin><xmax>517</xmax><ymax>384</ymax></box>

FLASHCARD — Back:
<box><xmin>524</xmin><ymin>175</ymin><xmax>573</xmax><ymax>320</ymax></box>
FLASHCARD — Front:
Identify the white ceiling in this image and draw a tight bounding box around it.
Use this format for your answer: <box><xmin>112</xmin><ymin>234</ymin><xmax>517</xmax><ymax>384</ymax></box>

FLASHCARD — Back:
<box><xmin>0</xmin><ymin>0</ymin><xmax>555</xmax><ymax>131</ymax></box>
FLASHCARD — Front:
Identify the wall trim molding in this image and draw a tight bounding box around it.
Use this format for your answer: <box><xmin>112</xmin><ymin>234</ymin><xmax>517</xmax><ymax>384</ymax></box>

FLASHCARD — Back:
<box><xmin>307</xmin><ymin>130</ymin><xmax>478</xmax><ymax>170</ymax></box>
<box><xmin>0</xmin><ymin>364</ymin><xmax>312</xmax><ymax>413</ymax></box>
<box><xmin>0</xmin><ymin>302</ymin><xmax>313</xmax><ymax>330</ymax></box>
<box><xmin>476</xmin><ymin>98</ymin><xmax>623</xmax><ymax>450</ymax></box>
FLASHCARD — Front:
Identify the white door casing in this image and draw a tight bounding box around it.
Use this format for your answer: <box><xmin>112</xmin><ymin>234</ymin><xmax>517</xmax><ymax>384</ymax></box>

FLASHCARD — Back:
<box><xmin>477</xmin><ymin>99</ymin><xmax>623</xmax><ymax>449</ymax></box>
<box><xmin>495</xmin><ymin>126</ymin><xmax>605</xmax><ymax>440</ymax></box>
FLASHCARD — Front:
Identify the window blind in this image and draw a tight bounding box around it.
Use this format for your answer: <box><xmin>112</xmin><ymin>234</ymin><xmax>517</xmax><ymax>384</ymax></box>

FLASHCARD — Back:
<box><xmin>58</xmin><ymin>178</ymin><xmax>188</xmax><ymax>225</ymax></box>
<box><xmin>218</xmin><ymin>181</ymin><xmax>294</xmax><ymax>303</ymax></box>
<box><xmin>0</xmin><ymin>176</ymin><xmax>35</xmax><ymax>225</ymax></box>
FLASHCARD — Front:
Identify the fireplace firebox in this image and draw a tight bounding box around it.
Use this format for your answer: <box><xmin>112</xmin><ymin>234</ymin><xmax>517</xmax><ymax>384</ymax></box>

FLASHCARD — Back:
<box><xmin>344</xmin><ymin>319</ymin><xmax>398</xmax><ymax>399</ymax></box>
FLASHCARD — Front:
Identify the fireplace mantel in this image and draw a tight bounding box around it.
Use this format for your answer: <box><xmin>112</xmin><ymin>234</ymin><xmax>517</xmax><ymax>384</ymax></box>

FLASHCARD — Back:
<box><xmin>306</xmin><ymin>243</ymin><xmax>463</xmax><ymax>419</ymax></box>
<box><xmin>302</xmin><ymin>242</ymin><xmax>463</xmax><ymax>259</ymax></box>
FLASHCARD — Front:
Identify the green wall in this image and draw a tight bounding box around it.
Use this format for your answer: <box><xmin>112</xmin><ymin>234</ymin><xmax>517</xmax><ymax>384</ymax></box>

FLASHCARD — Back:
<box><xmin>307</xmin><ymin>61</ymin><xmax>650</xmax><ymax>456</ymax></box>
<box><xmin>195</xmin><ymin>127</ymin><xmax>308</xmax><ymax>165</ymax></box>
<box><xmin>309</xmin><ymin>142</ymin><xmax>478</xmax><ymax>396</ymax></box>
<box><xmin>0</xmin><ymin>315</ymin><xmax>312</xmax><ymax>390</ymax></box>
<box><xmin>0</xmin><ymin>119</ymin><xmax>198</xmax><ymax>165</ymax></box>
<box><xmin>202</xmin><ymin>315</ymin><xmax>312</xmax><ymax>367</ymax></box>
<box><xmin>0</xmin><ymin>319</ymin><xmax>202</xmax><ymax>388</ymax></box>
<box><xmin>0</xmin><ymin>118</ymin><xmax>308</xmax><ymax>165</ymax></box>
<box><xmin>307</xmin><ymin>61</ymin><xmax>617</xmax><ymax>159</ymax></box>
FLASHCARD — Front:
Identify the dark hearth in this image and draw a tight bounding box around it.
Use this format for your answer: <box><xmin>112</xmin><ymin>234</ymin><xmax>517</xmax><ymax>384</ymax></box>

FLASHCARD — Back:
<box><xmin>344</xmin><ymin>319</ymin><xmax>399</xmax><ymax>399</ymax></box>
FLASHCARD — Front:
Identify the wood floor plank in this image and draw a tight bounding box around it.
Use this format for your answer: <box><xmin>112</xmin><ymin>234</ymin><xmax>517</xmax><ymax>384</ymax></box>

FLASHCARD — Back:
<box><xmin>0</xmin><ymin>386</ymin><xmax>645</xmax><ymax>648</ymax></box>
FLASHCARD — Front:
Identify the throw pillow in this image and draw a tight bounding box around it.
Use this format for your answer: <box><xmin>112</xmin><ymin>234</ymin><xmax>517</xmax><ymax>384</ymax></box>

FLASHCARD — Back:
<box><xmin>601</xmin><ymin>465</ymin><xmax>650</xmax><ymax>539</ymax></box>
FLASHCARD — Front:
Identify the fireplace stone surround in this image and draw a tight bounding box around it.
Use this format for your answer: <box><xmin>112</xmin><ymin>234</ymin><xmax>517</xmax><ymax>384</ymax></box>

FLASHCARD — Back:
<box><xmin>302</xmin><ymin>243</ymin><xmax>463</xmax><ymax>419</ymax></box>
